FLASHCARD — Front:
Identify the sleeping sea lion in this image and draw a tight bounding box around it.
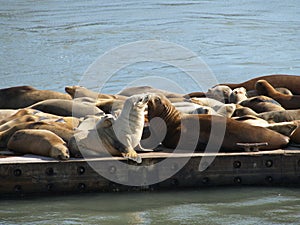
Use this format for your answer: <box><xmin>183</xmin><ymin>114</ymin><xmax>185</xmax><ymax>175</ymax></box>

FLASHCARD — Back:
<box><xmin>7</xmin><ymin>129</ymin><xmax>69</xmax><ymax>160</ymax></box>
<box><xmin>0</xmin><ymin>85</ymin><xmax>71</xmax><ymax>109</ymax></box>
<box><xmin>258</xmin><ymin>109</ymin><xmax>300</xmax><ymax>123</ymax></box>
<box><xmin>29</xmin><ymin>99</ymin><xmax>104</xmax><ymax>117</ymax></box>
<box><xmin>239</xmin><ymin>96</ymin><xmax>285</xmax><ymax>113</ymax></box>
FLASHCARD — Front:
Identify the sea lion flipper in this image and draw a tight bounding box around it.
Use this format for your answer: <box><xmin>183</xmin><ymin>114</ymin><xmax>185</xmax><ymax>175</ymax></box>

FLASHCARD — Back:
<box><xmin>122</xmin><ymin>149</ymin><xmax>142</xmax><ymax>164</ymax></box>
<box><xmin>135</xmin><ymin>143</ymin><xmax>153</xmax><ymax>152</ymax></box>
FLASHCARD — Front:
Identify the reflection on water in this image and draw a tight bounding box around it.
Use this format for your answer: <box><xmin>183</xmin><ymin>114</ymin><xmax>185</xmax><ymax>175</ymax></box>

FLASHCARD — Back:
<box><xmin>1</xmin><ymin>188</ymin><xmax>300</xmax><ymax>225</ymax></box>
<box><xmin>0</xmin><ymin>0</ymin><xmax>300</xmax><ymax>224</ymax></box>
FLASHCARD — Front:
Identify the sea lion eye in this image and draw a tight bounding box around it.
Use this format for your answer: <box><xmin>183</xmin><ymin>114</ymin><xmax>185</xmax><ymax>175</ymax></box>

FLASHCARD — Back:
<box><xmin>154</xmin><ymin>97</ymin><xmax>161</xmax><ymax>103</ymax></box>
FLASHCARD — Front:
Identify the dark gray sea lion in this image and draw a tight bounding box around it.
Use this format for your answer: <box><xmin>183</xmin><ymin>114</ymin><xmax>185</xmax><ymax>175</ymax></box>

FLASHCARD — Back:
<box><xmin>0</xmin><ymin>85</ymin><xmax>71</xmax><ymax>109</ymax></box>
<box><xmin>257</xmin><ymin>110</ymin><xmax>300</xmax><ymax>123</ymax></box>
<box><xmin>239</xmin><ymin>96</ymin><xmax>285</xmax><ymax>113</ymax></box>
<box><xmin>29</xmin><ymin>99</ymin><xmax>104</xmax><ymax>117</ymax></box>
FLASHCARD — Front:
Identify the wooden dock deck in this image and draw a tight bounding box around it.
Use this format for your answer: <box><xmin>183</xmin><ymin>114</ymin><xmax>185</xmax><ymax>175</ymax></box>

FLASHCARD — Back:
<box><xmin>1</xmin><ymin>148</ymin><xmax>300</xmax><ymax>197</ymax></box>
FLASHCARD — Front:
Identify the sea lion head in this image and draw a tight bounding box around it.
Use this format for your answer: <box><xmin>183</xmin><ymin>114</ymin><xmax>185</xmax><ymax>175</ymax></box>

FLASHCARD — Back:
<box><xmin>255</xmin><ymin>80</ymin><xmax>275</xmax><ymax>96</ymax></box>
<box><xmin>229</xmin><ymin>87</ymin><xmax>247</xmax><ymax>104</ymax></box>
<box><xmin>131</xmin><ymin>93</ymin><xmax>151</xmax><ymax>109</ymax></box>
<box><xmin>50</xmin><ymin>144</ymin><xmax>70</xmax><ymax>160</ymax></box>
<box><xmin>207</xmin><ymin>85</ymin><xmax>232</xmax><ymax>103</ymax></box>
<box><xmin>147</xmin><ymin>94</ymin><xmax>177</xmax><ymax>119</ymax></box>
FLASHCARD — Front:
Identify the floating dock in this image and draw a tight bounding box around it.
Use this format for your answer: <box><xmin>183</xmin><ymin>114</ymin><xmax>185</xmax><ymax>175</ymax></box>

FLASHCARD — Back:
<box><xmin>1</xmin><ymin>148</ymin><xmax>300</xmax><ymax>197</ymax></box>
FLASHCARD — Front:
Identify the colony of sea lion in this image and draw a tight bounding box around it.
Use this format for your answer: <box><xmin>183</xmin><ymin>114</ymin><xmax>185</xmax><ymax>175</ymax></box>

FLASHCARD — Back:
<box><xmin>0</xmin><ymin>74</ymin><xmax>300</xmax><ymax>162</ymax></box>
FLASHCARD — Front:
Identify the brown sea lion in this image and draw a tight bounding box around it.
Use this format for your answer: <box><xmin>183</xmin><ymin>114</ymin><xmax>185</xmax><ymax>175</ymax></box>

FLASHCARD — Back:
<box><xmin>218</xmin><ymin>74</ymin><xmax>300</xmax><ymax>94</ymax></box>
<box><xmin>0</xmin><ymin>120</ymin><xmax>73</xmax><ymax>145</ymax></box>
<box><xmin>255</xmin><ymin>80</ymin><xmax>300</xmax><ymax>109</ymax></box>
<box><xmin>290</xmin><ymin>120</ymin><xmax>300</xmax><ymax>144</ymax></box>
<box><xmin>29</xmin><ymin>99</ymin><xmax>104</xmax><ymax>117</ymax></box>
<box><xmin>239</xmin><ymin>96</ymin><xmax>285</xmax><ymax>113</ymax></box>
<box><xmin>247</xmin><ymin>87</ymin><xmax>292</xmax><ymax>98</ymax></box>
<box><xmin>147</xmin><ymin>94</ymin><xmax>289</xmax><ymax>151</ymax></box>
<box><xmin>7</xmin><ymin>129</ymin><xmax>69</xmax><ymax>160</ymax></box>
<box><xmin>0</xmin><ymin>110</ymin><xmax>17</xmax><ymax>120</ymax></box>
<box><xmin>65</xmin><ymin>85</ymin><xmax>126</xmax><ymax>100</ymax></box>
<box><xmin>0</xmin><ymin>85</ymin><xmax>71</xmax><ymax>109</ymax></box>
<box><xmin>0</xmin><ymin>114</ymin><xmax>39</xmax><ymax>132</ymax></box>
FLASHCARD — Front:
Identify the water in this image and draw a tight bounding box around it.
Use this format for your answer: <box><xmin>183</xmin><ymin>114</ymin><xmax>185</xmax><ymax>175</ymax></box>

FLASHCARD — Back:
<box><xmin>1</xmin><ymin>188</ymin><xmax>300</xmax><ymax>225</ymax></box>
<box><xmin>1</xmin><ymin>0</ymin><xmax>300</xmax><ymax>224</ymax></box>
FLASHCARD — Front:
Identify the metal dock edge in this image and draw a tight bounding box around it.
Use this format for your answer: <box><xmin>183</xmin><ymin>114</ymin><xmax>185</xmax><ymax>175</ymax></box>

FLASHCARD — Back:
<box><xmin>1</xmin><ymin>149</ymin><xmax>300</xmax><ymax>197</ymax></box>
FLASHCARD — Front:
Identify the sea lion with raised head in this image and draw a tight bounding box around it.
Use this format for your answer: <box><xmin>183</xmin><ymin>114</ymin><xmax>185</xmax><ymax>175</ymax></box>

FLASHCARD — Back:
<box><xmin>147</xmin><ymin>94</ymin><xmax>290</xmax><ymax>151</ymax></box>
<box><xmin>246</xmin><ymin>87</ymin><xmax>292</xmax><ymax>98</ymax></box>
<box><xmin>218</xmin><ymin>74</ymin><xmax>300</xmax><ymax>94</ymax></box>
<box><xmin>69</xmin><ymin>94</ymin><xmax>151</xmax><ymax>163</ymax></box>
<box><xmin>7</xmin><ymin>129</ymin><xmax>70</xmax><ymax>160</ymax></box>
<box><xmin>255</xmin><ymin>79</ymin><xmax>300</xmax><ymax>109</ymax></box>
<box><xmin>0</xmin><ymin>85</ymin><xmax>71</xmax><ymax>109</ymax></box>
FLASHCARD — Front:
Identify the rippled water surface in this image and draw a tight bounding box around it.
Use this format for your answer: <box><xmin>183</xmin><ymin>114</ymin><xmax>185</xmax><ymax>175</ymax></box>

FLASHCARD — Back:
<box><xmin>1</xmin><ymin>0</ymin><xmax>300</xmax><ymax>224</ymax></box>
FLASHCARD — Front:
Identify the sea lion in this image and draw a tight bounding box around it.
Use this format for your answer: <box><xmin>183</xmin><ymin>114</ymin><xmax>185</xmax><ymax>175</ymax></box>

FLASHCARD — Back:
<box><xmin>65</xmin><ymin>85</ymin><xmax>126</xmax><ymax>100</ymax></box>
<box><xmin>233</xmin><ymin>105</ymin><xmax>258</xmax><ymax>117</ymax></box>
<box><xmin>29</xmin><ymin>99</ymin><xmax>104</xmax><ymax>117</ymax></box>
<box><xmin>184</xmin><ymin>85</ymin><xmax>232</xmax><ymax>103</ymax></box>
<box><xmin>190</xmin><ymin>98</ymin><xmax>236</xmax><ymax>117</ymax></box>
<box><xmin>7</xmin><ymin>129</ymin><xmax>69</xmax><ymax>160</ymax></box>
<box><xmin>0</xmin><ymin>120</ymin><xmax>75</xmax><ymax>147</ymax></box>
<box><xmin>205</xmin><ymin>85</ymin><xmax>232</xmax><ymax>103</ymax></box>
<box><xmin>172</xmin><ymin>102</ymin><xmax>213</xmax><ymax>115</ymax></box>
<box><xmin>233</xmin><ymin>115</ymin><xmax>297</xmax><ymax>137</ymax></box>
<box><xmin>70</xmin><ymin>94</ymin><xmax>151</xmax><ymax>163</ymax></box>
<box><xmin>239</xmin><ymin>96</ymin><xmax>285</xmax><ymax>113</ymax></box>
<box><xmin>257</xmin><ymin>109</ymin><xmax>300</xmax><ymax>123</ymax></box>
<box><xmin>0</xmin><ymin>110</ymin><xmax>17</xmax><ymax>120</ymax></box>
<box><xmin>0</xmin><ymin>114</ymin><xmax>39</xmax><ymax>132</ymax></box>
<box><xmin>118</xmin><ymin>86</ymin><xmax>183</xmax><ymax>99</ymax></box>
<box><xmin>0</xmin><ymin>85</ymin><xmax>71</xmax><ymax>109</ymax></box>
<box><xmin>96</xmin><ymin>98</ymin><xmax>125</xmax><ymax>116</ymax></box>
<box><xmin>255</xmin><ymin>80</ymin><xmax>300</xmax><ymax>109</ymax></box>
<box><xmin>147</xmin><ymin>94</ymin><xmax>289</xmax><ymax>151</ymax></box>
<box><xmin>229</xmin><ymin>87</ymin><xmax>248</xmax><ymax>104</ymax></box>
<box><xmin>218</xmin><ymin>74</ymin><xmax>300</xmax><ymax>94</ymax></box>
<box><xmin>246</xmin><ymin>88</ymin><xmax>292</xmax><ymax>98</ymax></box>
